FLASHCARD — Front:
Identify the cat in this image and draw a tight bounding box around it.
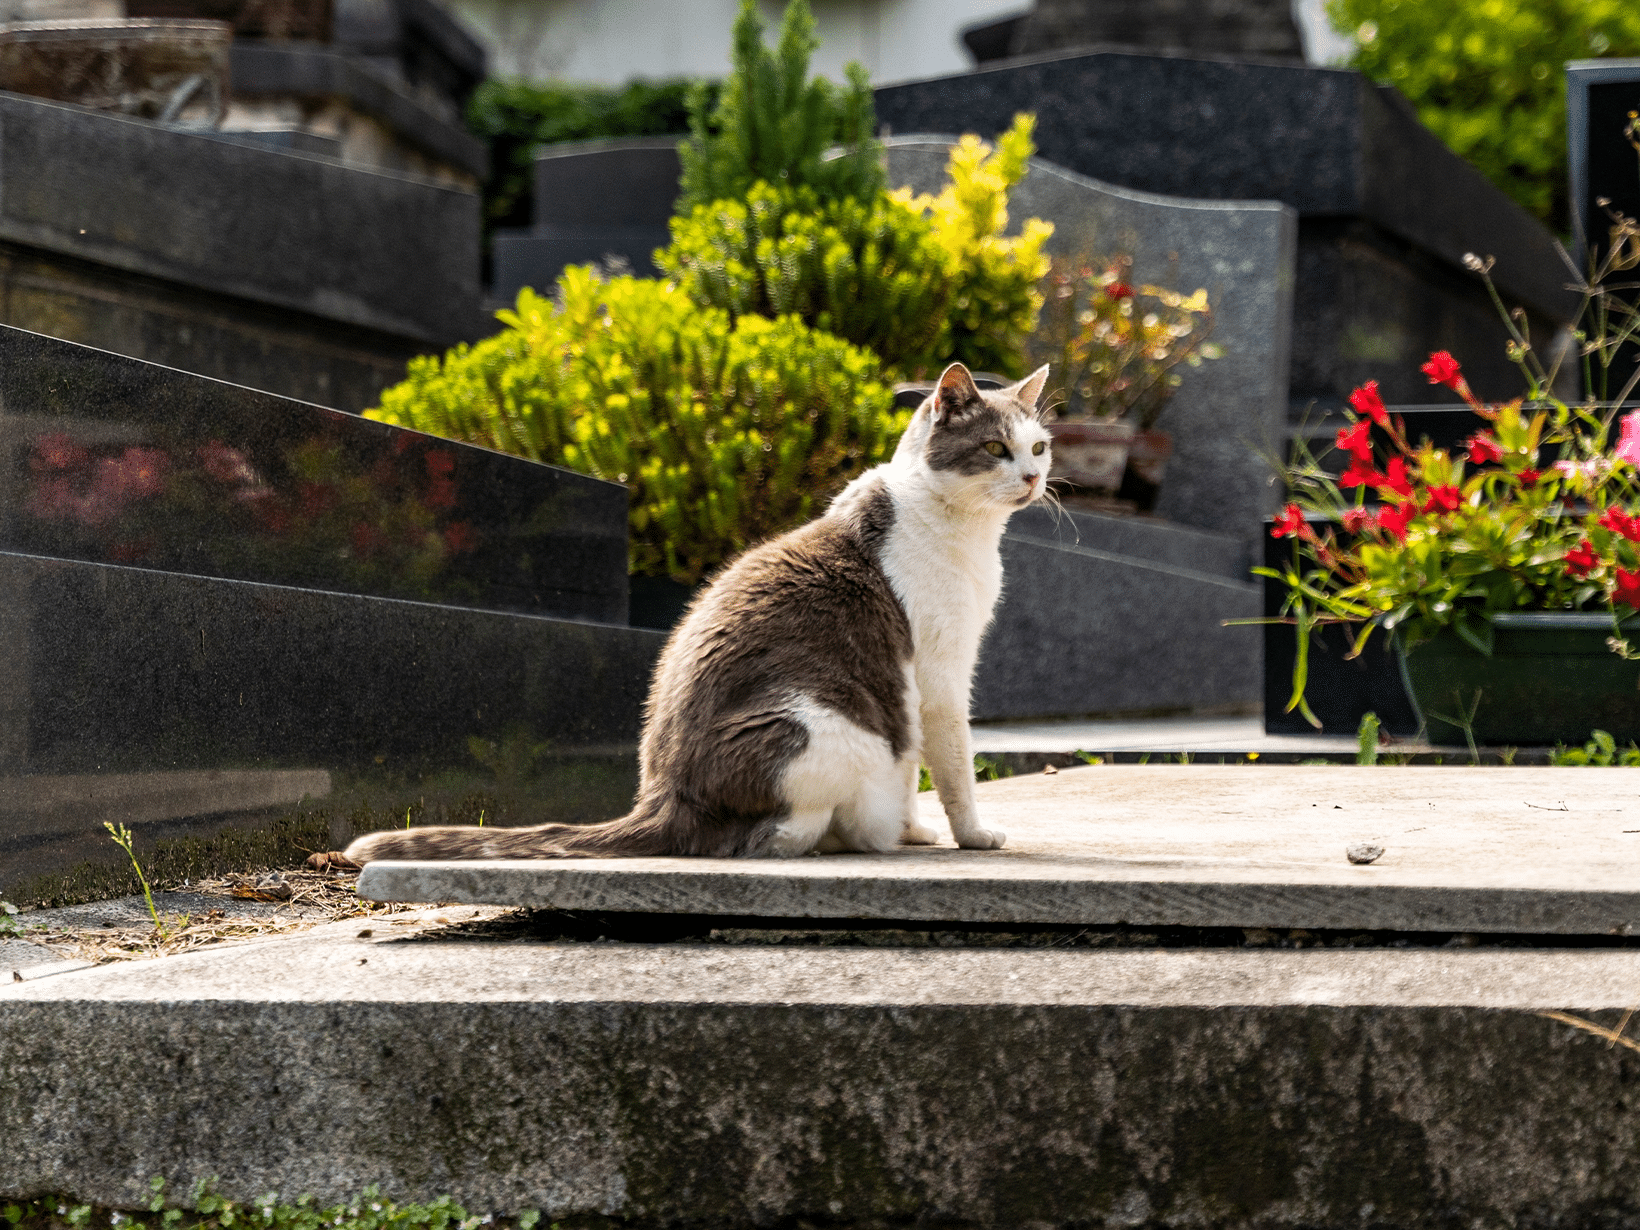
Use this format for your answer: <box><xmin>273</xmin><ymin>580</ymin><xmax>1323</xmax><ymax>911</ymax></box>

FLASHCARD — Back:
<box><xmin>344</xmin><ymin>360</ymin><xmax>1051</xmax><ymax>864</ymax></box>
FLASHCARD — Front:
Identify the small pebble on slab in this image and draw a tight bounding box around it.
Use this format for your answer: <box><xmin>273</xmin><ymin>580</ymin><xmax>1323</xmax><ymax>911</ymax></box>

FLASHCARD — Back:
<box><xmin>1347</xmin><ymin>843</ymin><xmax>1385</xmax><ymax>865</ymax></box>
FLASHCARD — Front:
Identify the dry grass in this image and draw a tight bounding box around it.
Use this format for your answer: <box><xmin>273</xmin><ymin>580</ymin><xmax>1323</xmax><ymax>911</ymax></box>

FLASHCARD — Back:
<box><xmin>23</xmin><ymin>868</ymin><xmax>416</xmax><ymax>966</ymax></box>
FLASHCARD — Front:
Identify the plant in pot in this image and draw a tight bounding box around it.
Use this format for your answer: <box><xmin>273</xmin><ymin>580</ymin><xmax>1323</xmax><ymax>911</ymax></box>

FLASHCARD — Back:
<box><xmin>1027</xmin><ymin>254</ymin><xmax>1220</xmax><ymax>509</ymax></box>
<box><xmin>1260</xmin><ymin>249</ymin><xmax>1640</xmax><ymax>746</ymax></box>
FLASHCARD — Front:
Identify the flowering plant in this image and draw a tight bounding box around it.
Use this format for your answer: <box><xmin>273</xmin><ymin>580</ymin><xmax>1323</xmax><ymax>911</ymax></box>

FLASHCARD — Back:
<box><xmin>1027</xmin><ymin>253</ymin><xmax>1221</xmax><ymax>428</ymax></box>
<box><xmin>1262</xmin><ymin>330</ymin><xmax>1640</xmax><ymax>726</ymax></box>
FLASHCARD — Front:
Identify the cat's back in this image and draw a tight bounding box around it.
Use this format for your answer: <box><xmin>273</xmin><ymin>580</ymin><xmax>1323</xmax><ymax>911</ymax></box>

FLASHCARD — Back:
<box><xmin>647</xmin><ymin>471</ymin><xmax>913</xmax><ymax>745</ymax></box>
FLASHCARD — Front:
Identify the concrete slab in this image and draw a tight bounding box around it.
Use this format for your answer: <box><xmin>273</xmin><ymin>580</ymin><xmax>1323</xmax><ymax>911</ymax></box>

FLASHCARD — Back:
<box><xmin>358</xmin><ymin>766</ymin><xmax>1640</xmax><ymax>935</ymax></box>
<box><xmin>970</xmin><ymin>712</ymin><xmax>1368</xmax><ymax>754</ymax></box>
<box><xmin>6</xmin><ymin>917</ymin><xmax>1640</xmax><ymax>1225</ymax></box>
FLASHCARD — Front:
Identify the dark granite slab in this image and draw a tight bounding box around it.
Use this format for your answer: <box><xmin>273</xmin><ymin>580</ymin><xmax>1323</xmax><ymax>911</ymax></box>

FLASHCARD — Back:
<box><xmin>876</xmin><ymin>52</ymin><xmax>1578</xmax><ymax>407</ymax></box>
<box><xmin>887</xmin><ymin>140</ymin><xmax>1294</xmax><ymax>550</ymax></box>
<box><xmin>0</xmin><ymin>324</ymin><xmax>630</xmax><ymax>621</ymax></box>
<box><xmin>975</xmin><ymin>506</ymin><xmax>1262</xmax><ymax>722</ymax></box>
<box><xmin>0</xmin><ymin>88</ymin><xmax>480</xmax><ymax>345</ymax></box>
<box><xmin>0</xmin><ymin>549</ymin><xmax>663</xmax><ymax>899</ymax></box>
<box><xmin>491</xmin><ymin>139</ymin><xmax>681</xmax><ymax>300</ymax></box>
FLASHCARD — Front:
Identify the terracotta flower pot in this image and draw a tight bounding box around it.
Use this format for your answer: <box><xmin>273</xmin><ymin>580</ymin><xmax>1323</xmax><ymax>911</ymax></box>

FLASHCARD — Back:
<box><xmin>1117</xmin><ymin>427</ymin><xmax>1172</xmax><ymax>511</ymax></box>
<box><xmin>1047</xmin><ymin>419</ymin><xmax>1134</xmax><ymax>492</ymax></box>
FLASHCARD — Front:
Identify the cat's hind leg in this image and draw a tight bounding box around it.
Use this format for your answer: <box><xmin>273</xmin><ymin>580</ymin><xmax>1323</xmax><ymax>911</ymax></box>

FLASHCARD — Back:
<box><xmin>774</xmin><ymin>697</ymin><xmax>903</xmax><ymax>855</ymax></box>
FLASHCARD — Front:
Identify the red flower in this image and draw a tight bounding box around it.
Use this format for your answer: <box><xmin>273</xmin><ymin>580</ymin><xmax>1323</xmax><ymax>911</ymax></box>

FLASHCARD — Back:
<box><xmin>1617</xmin><ymin>568</ymin><xmax>1640</xmax><ymax>609</ymax></box>
<box><xmin>1105</xmin><ymin>281</ymin><xmax>1134</xmax><ymax>299</ymax></box>
<box><xmin>200</xmin><ymin>441</ymin><xmax>256</xmax><ymax>485</ymax></box>
<box><xmin>1377</xmin><ymin>457</ymin><xmax>1414</xmax><ymax>499</ymax></box>
<box><xmin>1565</xmin><ymin>539</ymin><xmax>1601</xmax><ymax>578</ymax></box>
<box><xmin>32</xmin><ymin>432</ymin><xmax>90</xmax><ymax>472</ymax></box>
<box><xmin>1518</xmin><ymin>468</ymin><xmax>1542</xmax><ymax>487</ymax></box>
<box><xmin>1341</xmin><ymin>506</ymin><xmax>1379</xmax><ymax>534</ymax></box>
<box><xmin>1465</xmin><ymin>433</ymin><xmax>1503</xmax><ymax>465</ymax></box>
<box><xmin>442</xmin><ymin>521</ymin><xmax>479</xmax><ymax>553</ymax></box>
<box><xmin>350</xmin><ymin>521</ymin><xmax>389</xmax><ymax>557</ymax></box>
<box><xmin>1599</xmin><ymin>506</ymin><xmax>1640</xmax><ymax>543</ymax></box>
<box><xmin>1378</xmin><ymin>503</ymin><xmax>1414</xmax><ymax>542</ymax></box>
<box><xmin>1339</xmin><ymin>458</ymin><xmax>1382</xmax><ymax>489</ymax></box>
<box><xmin>1336</xmin><ymin>420</ymin><xmax>1373</xmax><ymax>459</ymax></box>
<box><xmin>1420</xmin><ymin>351</ymin><xmax>1464</xmax><ymax>390</ymax></box>
<box><xmin>1271</xmin><ymin>503</ymin><xmax>1309</xmax><ymax>539</ymax></box>
<box><xmin>1347</xmin><ymin>381</ymin><xmax>1389</xmax><ymax>427</ymax></box>
<box><xmin>1421</xmin><ymin>485</ymin><xmax>1461</xmax><ymax>515</ymax></box>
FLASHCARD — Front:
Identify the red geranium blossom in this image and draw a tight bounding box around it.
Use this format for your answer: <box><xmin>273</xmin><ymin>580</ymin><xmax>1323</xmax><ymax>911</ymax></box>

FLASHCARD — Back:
<box><xmin>1271</xmin><ymin>502</ymin><xmax>1310</xmax><ymax>539</ymax></box>
<box><xmin>1347</xmin><ymin>381</ymin><xmax>1389</xmax><ymax>427</ymax></box>
<box><xmin>1377</xmin><ymin>502</ymin><xmax>1414</xmax><ymax>542</ymax></box>
<box><xmin>1518</xmin><ymin>468</ymin><xmax>1542</xmax><ymax>487</ymax></box>
<box><xmin>1421</xmin><ymin>485</ymin><xmax>1461</xmax><ymax>515</ymax></box>
<box><xmin>1599</xmin><ymin>506</ymin><xmax>1640</xmax><ymax>542</ymax></box>
<box><xmin>1465</xmin><ymin>433</ymin><xmax>1503</xmax><ymax>465</ymax></box>
<box><xmin>1339</xmin><ymin>458</ymin><xmax>1382</xmax><ymax>489</ymax></box>
<box><xmin>1336</xmin><ymin>420</ymin><xmax>1372</xmax><ymax>459</ymax></box>
<box><xmin>1377</xmin><ymin>457</ymin><xmax>1414</xmax><ymax>499</ymax></box>
<box><xmin>1616</xmin><ymin>567</ymin><xmax>1640</xmax><ymax>609</ymax></box>
<box><xmin>1420</xmin><ymin>350</ymin><xmax>1464</xmax><ymax>391</ymax></box>
<box><xmin>1565</xmin><ymin>539</ymin><xmax>1601</xmax><ymax>578</ymax></box>
<box><xmin>1105</xmin><ymin>281</ymin><xmax>1134</xmax><ymax>299</ymax></box>
<box><xmin>1341</xmin><ymin>506</ymin><xmax>1378</xmax><ymax>534</ymax></box>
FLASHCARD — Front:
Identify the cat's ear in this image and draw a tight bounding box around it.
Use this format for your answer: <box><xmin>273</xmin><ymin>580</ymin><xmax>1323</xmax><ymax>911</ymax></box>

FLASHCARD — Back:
<box><xmin>932</xmin><ymin>363</ymin><xmax>983</xmax><ymax>426</ymax></box>
<box><xmin>1011</xmin><ymin>364</ymin><xmax>1050</xmax><ymax>414</ymax></box>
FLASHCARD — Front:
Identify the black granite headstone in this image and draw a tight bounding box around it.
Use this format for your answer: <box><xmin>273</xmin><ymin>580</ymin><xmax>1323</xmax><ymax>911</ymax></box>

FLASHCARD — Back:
<box><xmin>875</xmin><ymin>51</ymin><xmax>1579</xmax><ymax>411</ymax></box>
<box><xmin>0</xmin><ymin>326</ymin><xmax>662</xmax><ymax>904</ymax></box>
<box><xmin>1568</xmin><ymin>58</ymin><xmax>1640</xmax><ymax>400</ymax></box>
<box><xmin>491</xmin><ymin>138</ymin><xmax>681</xmax><ymax>301</ymax></box>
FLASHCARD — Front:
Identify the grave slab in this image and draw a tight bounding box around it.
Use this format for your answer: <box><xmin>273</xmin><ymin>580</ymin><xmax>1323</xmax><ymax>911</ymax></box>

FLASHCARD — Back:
<box><xmin>359</xmin><ymin>765</ymin><xmax>1640</xmax><ymax>936</ymax></box>
<box><xmin>5</xmin><ymin>909</ymin><xmax>1640</xmax><ymax>1225</ymax></box>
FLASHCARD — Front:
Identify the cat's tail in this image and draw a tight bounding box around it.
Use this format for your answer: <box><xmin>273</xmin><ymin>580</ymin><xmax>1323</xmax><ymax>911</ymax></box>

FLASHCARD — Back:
<box><xmin>343</xmin><ymin>805</ymin><xmax>674</xmax><ymax>864</ymax></box>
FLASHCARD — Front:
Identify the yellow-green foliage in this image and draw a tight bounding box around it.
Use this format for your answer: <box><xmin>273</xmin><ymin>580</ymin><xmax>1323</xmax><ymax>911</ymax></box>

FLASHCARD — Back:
<box><xmin>660</xmin><ymin>113</ymin><xmax>1053</xmax><ymax>378</ymax></box>
<box><xmin>369</xmin><ymin>268</ymin><xmax>902</xmax><ymax>584</ymax></box>
<box><xmin>899</xmin><ymin>116</ymin><xmax>1054</xmax><ymax>377</ymax></box>
<box><xmin>1328</xmin><ymin>0</ymin><xmax>1640</xmax><ymax>230</ymax></box>
<box><xmin>658</xmin><ymin>182</ymin><xmax>954</xmax><ymax>376</ymax></box>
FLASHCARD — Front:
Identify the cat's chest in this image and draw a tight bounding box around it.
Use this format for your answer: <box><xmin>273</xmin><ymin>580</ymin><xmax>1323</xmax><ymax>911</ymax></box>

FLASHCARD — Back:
<box><xmin>880</xmin><ymin>528</ymin><xmax>1002</xmax><ymax>651</ymax></box>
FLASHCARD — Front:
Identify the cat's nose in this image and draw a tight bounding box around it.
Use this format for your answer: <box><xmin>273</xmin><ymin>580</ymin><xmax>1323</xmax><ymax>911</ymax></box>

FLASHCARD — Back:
<box><xmin>1022</xmin><ymin>472</ymin><xmax>1038</xmax><ymax>486</ymax></box>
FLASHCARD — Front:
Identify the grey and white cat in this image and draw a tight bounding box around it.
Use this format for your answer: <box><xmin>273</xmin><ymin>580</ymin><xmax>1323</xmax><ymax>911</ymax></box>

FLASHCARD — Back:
<box><xmin>346</xmin><ymin>361</ymin><xmax>1051</xmax><ymax>863</ymax></box>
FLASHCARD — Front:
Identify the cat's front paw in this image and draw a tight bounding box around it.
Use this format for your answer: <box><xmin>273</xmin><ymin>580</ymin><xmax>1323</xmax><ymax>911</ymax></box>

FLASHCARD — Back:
<box><xmin>900</xmin><ymin>820</ymin><xmax>941</xmax><ymax>846</ymax></box>
<box><xmin>954</xmin><ymin>826</ymin><xmax>1006</xmax><ymax>850</ymax></box>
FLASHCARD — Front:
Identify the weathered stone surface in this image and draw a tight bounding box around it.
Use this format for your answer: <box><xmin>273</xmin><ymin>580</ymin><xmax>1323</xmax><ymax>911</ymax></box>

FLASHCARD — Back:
<box><xmin>359</xmin><ymin>766</ymin><xmax>1640</xmax><ymax>936</ymax></box>
<box><xmin>4</xmin><ymin>916</ymin><xmax>1640</xmax><ymax>1226</ymax></box>
<box><xmin>0</xmin><ymin>90</ymin><xmax>480</xmax><ymax>346</ymax></box>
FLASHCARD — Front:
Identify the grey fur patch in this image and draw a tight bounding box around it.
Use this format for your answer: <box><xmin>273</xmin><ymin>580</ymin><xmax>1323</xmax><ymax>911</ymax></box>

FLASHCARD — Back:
<box><xmin>345</xmin><ymin>478</ymin><xmax>914</xmax><ymax>863</ymax></box>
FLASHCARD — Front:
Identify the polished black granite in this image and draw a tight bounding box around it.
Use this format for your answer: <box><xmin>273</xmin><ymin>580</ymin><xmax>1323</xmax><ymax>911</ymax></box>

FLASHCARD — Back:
<box><xmin>0</xmin><ymin>325</ymin><xmax>630</xmax><ymax>622</ymax></box>
<box><xmin>0</xmin><ymin>551</ymin><xmax>664</xmax><ymax>900</ymax></box>
<box><xmin>875</xmin><ymin>51</ymin><xmax>1578</xmax><ymax>407</ymax></box>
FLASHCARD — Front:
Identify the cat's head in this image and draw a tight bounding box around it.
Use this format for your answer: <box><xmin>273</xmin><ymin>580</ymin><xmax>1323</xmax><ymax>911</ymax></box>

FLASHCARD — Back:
<box><xmin>895</xmin><ymin>363</ymin><xmax>1052</xmax><ymax>511</ymax></box>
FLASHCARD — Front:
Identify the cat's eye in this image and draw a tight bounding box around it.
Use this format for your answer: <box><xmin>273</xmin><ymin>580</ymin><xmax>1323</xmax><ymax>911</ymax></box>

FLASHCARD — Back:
<box><xmin>984</xmin><ymin>441</ymin><xmax>1008</xmax><ymax>457</ymax></box>
<box><xmin>1031</xmin><ymin>441</ymin><xmax>1046</xmax><ymax>455</ymax></box>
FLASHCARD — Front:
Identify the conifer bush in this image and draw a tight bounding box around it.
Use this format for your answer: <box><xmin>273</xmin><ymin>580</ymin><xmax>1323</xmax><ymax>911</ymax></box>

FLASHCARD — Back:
<box><xmin>676</xmin><ymin>0</ymin><xmax>881</xmax><ymax>212</ymax></box>
<box><xmin>368</xmin><ymin>268</ymin><xmax>901</xmax><ymax>584</ymax></box>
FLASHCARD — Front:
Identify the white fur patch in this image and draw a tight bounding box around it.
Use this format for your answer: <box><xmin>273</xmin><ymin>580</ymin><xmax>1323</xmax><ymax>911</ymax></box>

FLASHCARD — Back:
<box><xmin>768</xmin><ymin>694</ymin><xmax>909</xmax><ymax>856</ymax></box>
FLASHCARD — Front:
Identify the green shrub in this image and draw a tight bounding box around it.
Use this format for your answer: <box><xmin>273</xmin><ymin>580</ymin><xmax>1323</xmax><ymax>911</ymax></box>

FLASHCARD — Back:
<box><xmin>368</xmin><ymin>268</ymin><xmax>902</xmax><ymax>584</ymax></box>
<box><xmin>660</xmin><ymin>115</ymin><xmax>1053</xmax><ymax>378</ymax></box>
<box><xmin>903</xmin><ymin>118</ymin><xmax>1054</xmax><ymax>377</ymax></box>
<box><xmin>466</xmin><ymin>76</ymin><xmax>718</xmax><ymax>233</ymax></box>
<box><xmin>1327</xmin><ymin>0</ymin><xmax>1640</xmax><ymax>231</ymax></box>
<box><xmin>658</xmin><ymin>182</ymin><xmax>954</xmax><ymax>376</ymax></box>
<box><xmin>677</xmin><ymin>0</ymin><xmax>881</xmax><ymax>213</ymax></box>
